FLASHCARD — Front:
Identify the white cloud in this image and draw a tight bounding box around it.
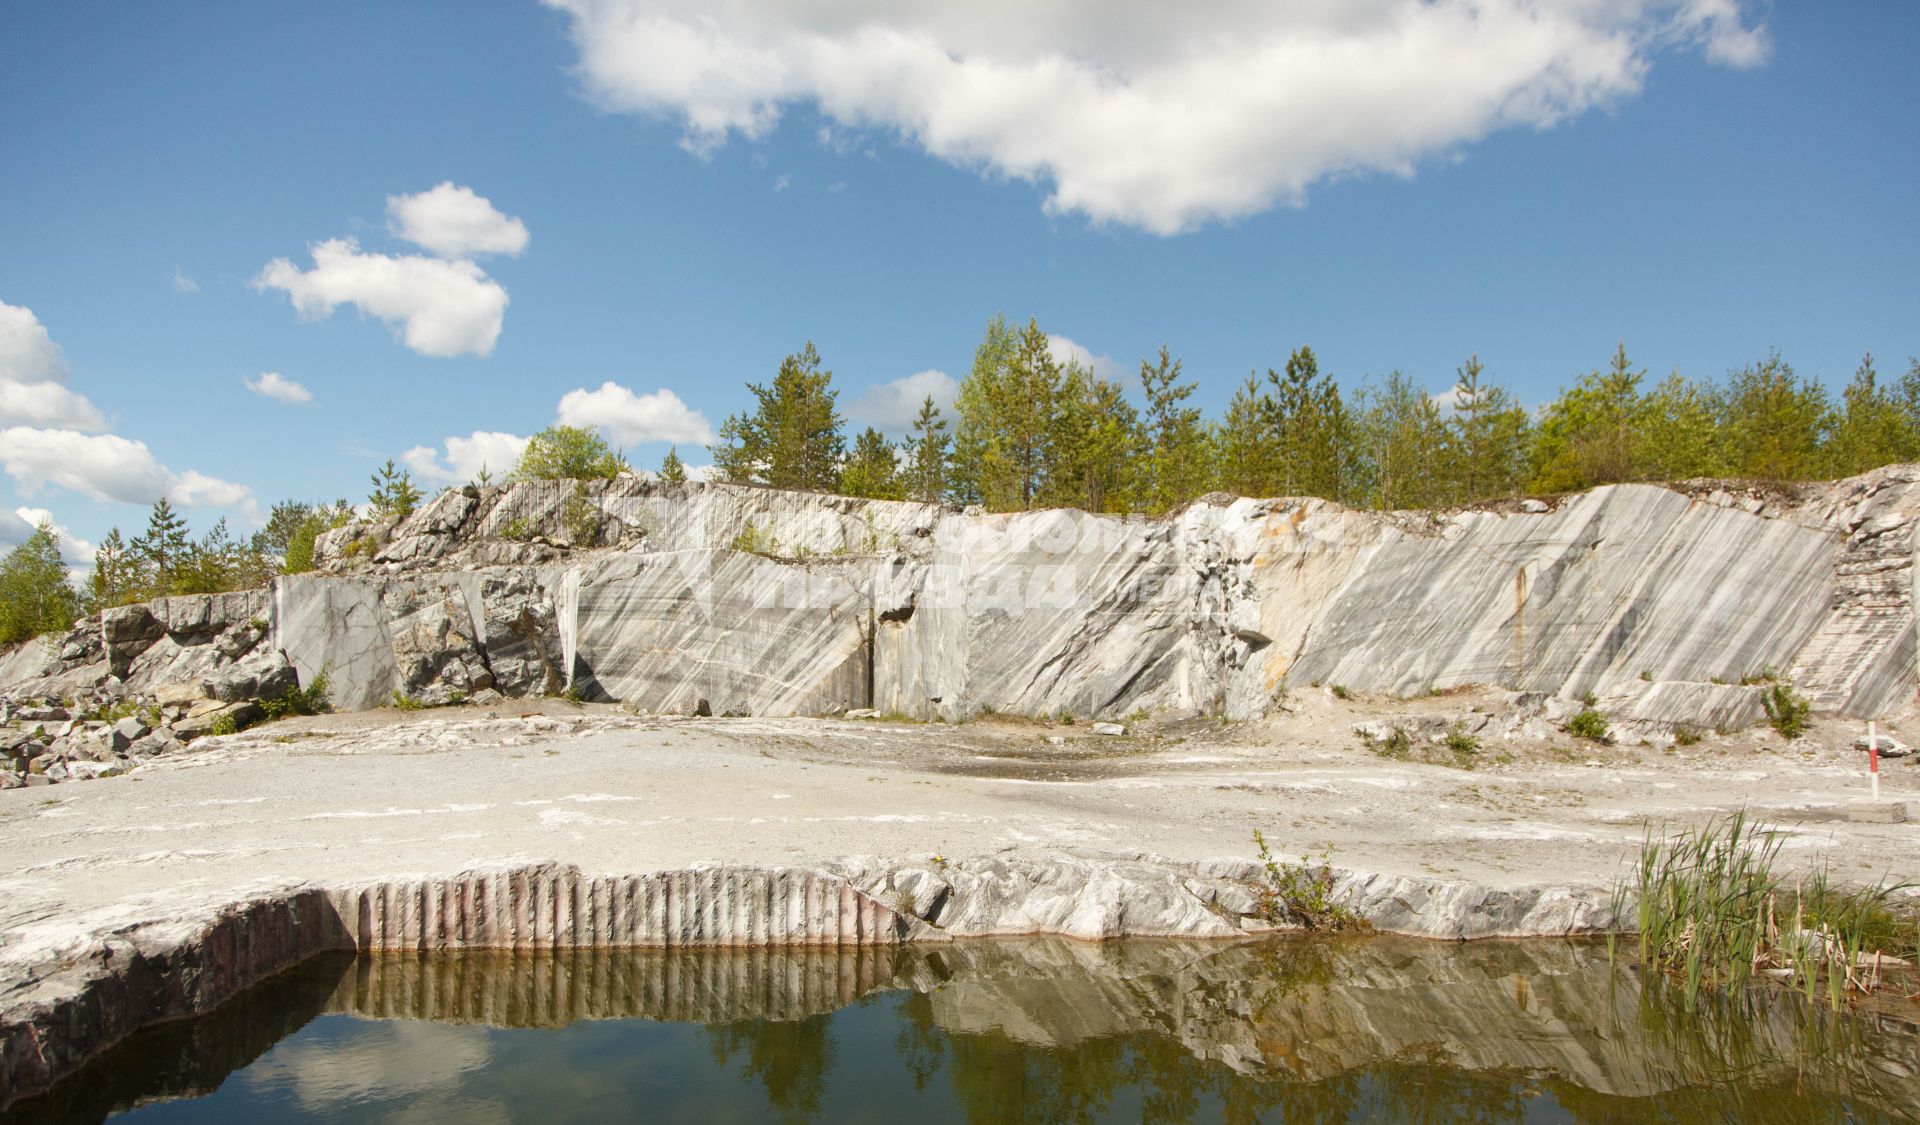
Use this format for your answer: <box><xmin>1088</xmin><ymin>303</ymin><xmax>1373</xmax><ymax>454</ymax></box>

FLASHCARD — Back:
<box><xmin>0</xmin><ymin>301</ymin><xmax>107</xmax><ymax>431</ymax></box>
<box><xmin>773</xmin><ymin>173</ymin><xmax>791</xmax><ymax>192</ymax></box>
<box><xmin>254</xmin><ymin>238</ymin><xmax>509</xmax><ymax>358</ymax></box>
<box><xmin>1045</xmin><ymin>334</ymin><xmax>1124</xmax><ymax>381</ymax></box>
<box><xmin>401</xmin><ymin>430</ymin><xmax>530</xmax><ymax>484</ymax></box>
<box><xmin>0</xmin><ymin>427</ymin><xmax>257</xmax><ymax>518</ymax></box>
<box><xmin>244</xmin><ymin>371</ymin><xmax>313</xmax><ymax>405</ymax></box>
<box><xmin>387</xmin><ymin>182</ymin><xmax>530</xmax><ymax>260</ymax></box>
<box><xmin>545</xmin><ymin>0</ymin><xmax>1770</xmax><ymax>233</ymax></box>
<box><xmin>0</xmin><ymin>376</ymin><xmax>106</xmax><ymax>431</ymax></box>
<box><xmin>172</xmin><ymin>267</ymin><xmax>200</xmax><ymax>294</ymax></box>
<box><xmin>0</xmin><ymin>300</ymin><xmax>67</xmax><ymax>383</ymax></box>
<box><xmin>848</xmin><ymin>368</ymin><xmax>956</xmax><ymax>432</ymax></box>
<box><xmin>555</xmin><ymin>381</ymin><xmax>714</xmax><ymax>446</ymax></box>
<box><xmin>11</xmin><ymin>507</ymin><xmax>96</xmax><ymax>565</ymax></box>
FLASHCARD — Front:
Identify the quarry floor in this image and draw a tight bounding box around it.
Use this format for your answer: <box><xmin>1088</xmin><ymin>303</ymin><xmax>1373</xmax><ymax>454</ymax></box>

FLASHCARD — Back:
<box><xmin>2</xmin><ymin>685</ymin><xmax>1917</xmax><ymax>969</ymax></box>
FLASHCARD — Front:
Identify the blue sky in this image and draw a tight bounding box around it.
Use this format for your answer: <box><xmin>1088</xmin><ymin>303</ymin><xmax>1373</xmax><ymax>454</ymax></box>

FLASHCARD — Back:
<box><xmin>1</xmin><ymin>1</ymin><xmax>1915</xmax><ymax>565</ymax></box>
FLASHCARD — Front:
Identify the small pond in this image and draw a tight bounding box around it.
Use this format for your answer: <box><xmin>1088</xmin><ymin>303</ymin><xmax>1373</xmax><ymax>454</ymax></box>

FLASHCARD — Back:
<box><xmin>9</xmin><ymin>937</ymin><xmax>1918</xmax><ymax>1123</ymax></box>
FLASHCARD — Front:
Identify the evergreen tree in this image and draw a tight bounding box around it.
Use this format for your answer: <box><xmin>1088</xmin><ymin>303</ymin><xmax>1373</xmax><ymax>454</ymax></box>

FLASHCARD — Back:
<box><xmin>131</xmin><ymin>498</ymin><xmax>190</xmax><ymax>594</ymax></box>
<box><xmin>1215</xmin><ymin>373</ymin><xmax>1275</xmax><ymax>497</ymax></box>
<box><xmin>1637</xmin><ymin>372</ymin><xmax>1725</xmax><ymax>482</ymax></box>
<box><xmin>905</xmin><ymin>396</ymin><xmax>949</xmax><ymax>505</ymax></box>
<box><xmin>1261</xmin><ymin>346</ymin><xmax>1347</xmax><ymax>499</ymax></box>
<box><xmin>1046</xmin><ymin>367</ymin><xmax>1143</xmax><ymax>513</ymax></box>
<box><xmin>1529</xmin><ymin>343</ymin><xmax>1648</xmax><ymax>492</ymax></box>
<box><xmin>1351</xmin><ymin>373</ymin><xmax>1449</xmax><ymax>510</ymax></box>
<box><xmin>0</xmin><ymin>522</ymin><xmax>80</xmax><ymax>645</ymax></box>
<box><xmin>659</xmin><ymin>446</ymin><xmax>689</xmax><ymax>483</ymax></box>
<box><xmin>1138</xmin><ymin>346</ymin><xmax>1210</xmax><ymax>512</ymax></box>
<box><xmin>367</xmin><ymin>459</ymin><xmax>423</xmax><ymax>519</ymax></box>
<box><xmin>514</xmin><ymin>426</ymin><xmax>627</xmax><ymax>481</ymax></box>
<box><xmin>839</xmin><ymin>426</ymin><xmax>905</xmax><ymax>500</ymax></box>
<box><xmin>710</xmin><ymin>342</ymin><xmax>846</xmax><ymax>491</ymax></box>
<box><xmin>951</xmin><ymin>316</ymin><xmax>1061</xmax><ymax>510</ymax></box>
<box><xmin>1827</xmin><ymin>353</ymin><xmax>1920</xmax><ymax>477</ymax></box>
<box><xmin>1444</xmin><ymin>355</ymin><xmax>1530</xmax><ymax>503</ymax></box>
<box><xmin>1721</xmin><ymin>352</ymin><xmax>1832</xmax><ymax>480</ymax></box>
<box><xmin>84</xmin><ymin>528</ymin><xmax>141</xmax><ymax>611</ymax></box>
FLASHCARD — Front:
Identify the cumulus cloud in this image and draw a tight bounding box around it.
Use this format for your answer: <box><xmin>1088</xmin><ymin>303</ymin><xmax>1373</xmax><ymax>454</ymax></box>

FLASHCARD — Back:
<box><xmin>387</xmin><ymin>182</ymin><xmax>530</xmax><ymax>260</ymax></box>
<box><xmin>1046</xmin><ymin>334</ymin><xmax>1124</xmax><ymax>381</ymax></box>
<box><xmin>254</xmin><ymin>238</ymin><xmax>509</xmax><ymax>358</ymax></box>
<box><xmin>555</xmin><ymin>381</ymin><xmax>714</xmax><ymax>446</ymax></box>
<box><xmin>401</xmin><ymin>430</ymin><xmax>531</xmax><ymax>484</ymax></box>
<box><xmin>848</xmin><ymin>368</ymin><xmax>957</xmax><ymax>432</ymax></box>
<box><xmin>0</xmin><ymin>427</ymin><xmax>257</xmax><ymax>517</ymax></box>
<box><xmin>9</xmin><ymin>507</ymin><xmax>96</xmax><ymax>564</ymax></box>
<box><xmin>0</xmin><ymin>300</ymin><xmax>106</xmax><ymax>431</ymax></box>
<box><xmin>244</xmin><ymin>371</ymin><xmax>313</xmax><ymax>405</ymax></box>
<box><xmin>545</xmin><ymin>0</ymin><xmax>1770</xmax><ymax>233</ymax></box>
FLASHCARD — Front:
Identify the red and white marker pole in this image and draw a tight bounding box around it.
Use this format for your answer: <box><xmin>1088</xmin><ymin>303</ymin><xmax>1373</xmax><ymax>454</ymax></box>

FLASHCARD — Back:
<box><xmin>1869</xmin><ymin>720</ymin><xmax>1881</xmax><ymax>801</ymax></box>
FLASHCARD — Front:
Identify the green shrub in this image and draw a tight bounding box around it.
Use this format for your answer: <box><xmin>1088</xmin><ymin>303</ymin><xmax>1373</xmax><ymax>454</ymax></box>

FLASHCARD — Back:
<box><xmin>1567</xmin><ymin>708</ymin><xmax>1610</xmax><ymax>742</ymax></box>
<box><xmin>1252</xmin><ymin>830</ymin><xmax>1368</xmax><ymax>933</ymax></box>
<box><xmin>513</xmin><ymin>426</ymin><xmax>628</xmax><ymax>481</ymax></box>
<box><xmin>730</xmin><ymin>522</ymin><xmax>777</xmax><ymax>556</ymax></box>
<box><xmin>1445</xmin><ymin>725</ymin><xmax>1480</xmax><ymax>757</ymax></box>
<box><xmin>497</xmin><ymin>518</ymin><xmax>534</xmax><ymax>542</ymax></box>
<box><xmin>1330</xmin><ymin>684</ymin><xmax>1353</xmax><ymax>701</ymax></box>
<box><xmin>260</xmin><ymin>670</ymin><xmax>332</xmax><ymax>722</ymax></box>
<box><xmin>1673</xmin><ymin>726</ymin><xmax>1704</xmax><ymax>747</ymax></box>
<box><xmin>1761</xmin><ymin>679</ymin><xmax>1811</xmax><ymax>739</ymax></box>
<box><xmin>561</xmin><ymin>483</ymin><xmax>601</xmax><ymax>546</ymax></box>
<box><xmin>391</xmin><ymin>691</ymin><xmax>425</xmax><ymax>711</ymax></box>
<box><xmin>208</xmin><ymin>714</ymin><xmax>239</xmax><ymax>737</ymax></box>
<box><xmin>1364</xmin><ymin>724</ymin><xmax>1412</xmax><ymax>760</ymax></box>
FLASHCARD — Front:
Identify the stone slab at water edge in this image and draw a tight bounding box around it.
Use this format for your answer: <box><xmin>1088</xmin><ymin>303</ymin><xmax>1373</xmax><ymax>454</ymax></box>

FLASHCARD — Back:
<box><xmin>5</xmin><ymin>465</ymin><xmax>1919</xmax><ymax>732</ymax></box>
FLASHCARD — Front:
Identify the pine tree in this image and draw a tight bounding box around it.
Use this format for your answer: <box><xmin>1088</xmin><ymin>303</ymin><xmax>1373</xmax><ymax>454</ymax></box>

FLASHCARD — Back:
<box><xmin>1827</xmin><ymin>353</ymin><xmax>1919</xmax><ymax>477</ymax></box>
<box><xmin>131</xmin><ymin>498</ymin><xmax>190</xmax><ymax>594</ymax></box>
<box><xmin>951</xmin><ymin>316</ymin><xmax>1061</xmax><ymax>510</ymax></box>
<box><xmin>1721</xmin><ymin>352</ymin><xmax>1832</xmax><ymax>480</ymax></box>
<box><xmin>1444</xmin><ymin>355</ymin><xmax>1530</xmax><ymax>503</ymax></box>
<box><xmin>0</xmin><ymin>522</ymin><xmax>79</xmax><ymax>645</ymax></box>
<box><xmin>905</xmin><ymin>396</ymin><xmax>949</xmax><ymax>505</ymax></box>
<box><xmin>1529</xmin><ymin>343</ymin><xmax>1648</xmax><ymax>492</ymax></box>
<box><xmin>84</xmin><ymin>528</ymin><xmax>140</xmax><ymax>611</ymax></box>
<box><xmin>1638</xmin><ymin>372</ymin><xmax>1725</xmax><ymax>482</ymax></box>
<box><xmin>839</xmin><ymin>427</ymin><xmax>904</xmax><ymax>500</ymax></box>
<box><xmin>709</xmin><ymin>342</ymin><xmax>846</xmax><ymax>491</ymax></box>
<box><xmin>1138</xmin><ymin>346</ymin><xmax>1209</xmax><ymax>512</ymax></box>
<box><xmin>1351</xmin><ymin>373</ymin><xmax>1448</xmax><ymax>510</ymax></box>
<box><xmin>1046</xmin><ymin>367</ymin><xmax>1142</xmax><ymax>513</ymax></box>
<box><xmin>659</xmin><ymin>446</ymin><xmax>688</xmax><ymax>483</ymax></box>
<box><xmin>368</xmin><ymin>460</ymin><xmax>423</xmax><ymax>519</ymax></box>
<box><xmin>1216</xmin><ymin>374</ymin><xmax>1275</xmax><ymax>497</ymax></box>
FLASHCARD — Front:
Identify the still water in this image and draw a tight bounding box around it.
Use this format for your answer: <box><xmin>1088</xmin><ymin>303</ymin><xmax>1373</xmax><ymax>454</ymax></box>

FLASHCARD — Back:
<box><xmin>10</xmin><ymin>937</ymin><xmax>1918</xmax><ymax>1123</ymax></box>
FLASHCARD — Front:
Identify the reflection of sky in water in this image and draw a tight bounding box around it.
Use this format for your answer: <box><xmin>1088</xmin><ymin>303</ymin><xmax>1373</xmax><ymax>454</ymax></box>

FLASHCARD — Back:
<box><xmin>72</xmin><ymin>941</ymin><xmax>1918</xmax><ymax>1125</ymax></box>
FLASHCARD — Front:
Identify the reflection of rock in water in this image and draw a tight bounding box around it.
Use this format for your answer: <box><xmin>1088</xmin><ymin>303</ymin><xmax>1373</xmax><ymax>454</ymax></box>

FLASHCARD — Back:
<box><xmin>0</xmin><ymin>952</ymin><xmax>352</xmax><ymax>1125</ymax></box>
<box><xmin>13</xmin><ymin>937</ymin><xmax>1919</xmax><ymax>1122</ymax></box>
<box><xmin>331</xmin><ymin>946</ymin><xmax>902</xmax><ymax>1027</ymax></box>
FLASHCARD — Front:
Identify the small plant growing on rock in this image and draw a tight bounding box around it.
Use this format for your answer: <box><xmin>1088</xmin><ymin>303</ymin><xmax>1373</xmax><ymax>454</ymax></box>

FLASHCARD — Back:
<box><xmin>208</xmin><ymin>713</ymin><xmax>239</xmax><ymax>737</ymax></box>
<box><xmin>561</xmin><ymin>483</ymin><xmax>601</xmax><ymax>546</ymax></box>
<box><xmin>1362</xmin><ymin>724</ymin><xmax>1411</xmax><ymax>760</ymax></box>
<box><xmin>1761</xmin><ymin>678</ymin><xmax>1811</xmax><ymax>739</ymax></box>
<box><xmin>1567</xmin><ymin>707</ymin><xmax>1610</xmax><ymax>742</ymax></box>
<box><xmin>497</xmin><ymin>518</ymin><xmax>534</xmax><ymax>542</ymax></box>
<box><xmin>1673</xmin><ymin>725</ymin><xmax>1703</xmax><ymax>747</ymax></box>
<box><xmin>1251</xmin><ymin>830</ymin><xmax>1367</xmax><ymax>933</ymax></box>
<box><xmin>390</xmin><ymin>691</ymin><xmax>425</xmax><ymax>711</ymax></box>
<box><xmin>731</xmin><ymin>522</ymin><xmax>776</xmax><ymax>556</ymax></box>
<box><xmin>1330</xmin><ymin>684</ymin><xmax>1353</xmax><ymax>701</ymax></box>
<box><xmin>260</xmin><ymin>670</ymin><xmax>331</xmax><ymax>722</ymax></box>
<box><xmin>1445</xmin><ymin>725</ymin><xmax>1480</xmax><ymax>759</ymax></box>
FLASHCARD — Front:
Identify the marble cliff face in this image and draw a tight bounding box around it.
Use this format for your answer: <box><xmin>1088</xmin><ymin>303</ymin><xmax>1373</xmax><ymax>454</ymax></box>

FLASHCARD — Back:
<box><xmin>4</xmin><ymin>466</ymin><xmax>1917</xmax><ymax>727</ymax></box>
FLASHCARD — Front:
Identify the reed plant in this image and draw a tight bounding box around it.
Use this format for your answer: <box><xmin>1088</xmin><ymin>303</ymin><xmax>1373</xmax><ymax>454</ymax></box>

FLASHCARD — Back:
<box><xmin>1624</xmin><ymin>811</ymin><xmax>1915</xmax><ymax>1010</ymax></box>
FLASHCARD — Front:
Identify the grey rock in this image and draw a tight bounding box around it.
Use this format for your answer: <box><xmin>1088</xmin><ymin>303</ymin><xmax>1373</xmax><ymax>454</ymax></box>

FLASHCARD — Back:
<box><xmin>111</xmin><ymin>716</ymin><xmax>149</xmax><ymax>743</ymax></box>
<box><xmin>1090</xmin><ymin>721</ymin><xmax>1126</xmax><ymax>736</ymax></box>
<box><xmin>1853</xmin><ymin>733</ymin><xmax>1914</xmax><ymax>758</ymax></box>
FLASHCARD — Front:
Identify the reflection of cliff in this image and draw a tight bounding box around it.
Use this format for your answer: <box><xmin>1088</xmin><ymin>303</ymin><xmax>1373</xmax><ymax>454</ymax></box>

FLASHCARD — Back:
<box><xmin>329</xmin><ymin>946</ymin><xmax>901</xmax><ymax>1027</ymax></box>
<box><xmin>318</xmin><ymin>937</ymin><xmax>1920</xmax><ymax>1111</ymax></box>
<box><xmin>0</xmin><ymin>953</ymin><xmax>351</xmax><ymax>1125</ymax></box>
<box><xmin>12</xmin><ymin>938</ymin><xmax>1918</xmax><ymax>1122</ymax></box>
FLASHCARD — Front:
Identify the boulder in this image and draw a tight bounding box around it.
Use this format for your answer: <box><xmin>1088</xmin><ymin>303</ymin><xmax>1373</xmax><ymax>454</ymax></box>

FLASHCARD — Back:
<box><xmin>1090</xmin><ymin>722</ymin><xmax>1126</xmax><ymax>736</ymax></box>
<box><xmin>1852</xmin><ymin>734</ymin><xmax>1914</xmax><ymax>758</ymax></box>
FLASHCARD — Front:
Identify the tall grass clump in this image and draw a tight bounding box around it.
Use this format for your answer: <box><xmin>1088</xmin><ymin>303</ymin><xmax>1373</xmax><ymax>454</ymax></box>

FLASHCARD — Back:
<box><xmin>1627</xmin><ymin>811</ymin><xmax>1914</xmax><ymax>1010</ymax></box>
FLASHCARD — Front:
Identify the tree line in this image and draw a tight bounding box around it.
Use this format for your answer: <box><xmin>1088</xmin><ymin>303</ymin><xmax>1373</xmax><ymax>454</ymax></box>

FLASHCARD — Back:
<box><xmin>705</xmin><ymin>316</ymin><xmax>1920</xmax><ymax>513</ymax></box>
